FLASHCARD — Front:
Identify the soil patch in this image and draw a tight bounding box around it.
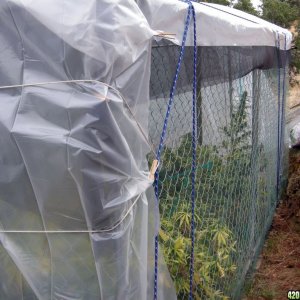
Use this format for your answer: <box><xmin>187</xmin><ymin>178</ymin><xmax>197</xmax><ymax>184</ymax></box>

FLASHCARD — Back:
<box><xmin>245</xmin><ymin>149</ymin><xmax>300</xmax><ymax>300</ymax></box>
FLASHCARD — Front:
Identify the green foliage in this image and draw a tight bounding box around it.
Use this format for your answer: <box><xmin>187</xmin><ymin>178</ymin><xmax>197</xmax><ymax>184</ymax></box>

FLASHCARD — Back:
<box><xmin>159</xmin><ymin>203</ymin><xmax>236</xmax><ymax>299</ymax></box>
<box><xmin>261</xmin><ymin>0</ymin><xmax>298</xmax><ymax>27</ymax></box>
<box><xmin>157</xmin><ymin>91</ymin><xmax>256</xmax><ymax>298</ymax></box>
<box><xmin>260</xmin><ymin>0</ymin><xmax>300</xmax><ymax>73</ymax></box>
<box><xmin>233</xmin><ymin>0</ymin><xmax>259</xmax><ymax>16</ymax></box>
<box><xmin>202</xmin><ymin>0</ymin><xmax>231</xmax><ymax>6</ymax></box>
<box><xmin>286</xmin><ymin>0</ymin><xmax>300</xmax><ymax>16</ymax></box>
<box><xmin>222</xmin><ymin>91</ymin><xmax>251</xmax><ymax>154</ymax></box>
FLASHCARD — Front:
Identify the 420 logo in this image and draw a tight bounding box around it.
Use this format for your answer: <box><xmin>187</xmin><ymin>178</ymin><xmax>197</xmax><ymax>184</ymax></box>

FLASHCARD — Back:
<box><xmin>288</xmin><ymin>290</ymin><xmax>300</xmax><ymax>299</ymax></box>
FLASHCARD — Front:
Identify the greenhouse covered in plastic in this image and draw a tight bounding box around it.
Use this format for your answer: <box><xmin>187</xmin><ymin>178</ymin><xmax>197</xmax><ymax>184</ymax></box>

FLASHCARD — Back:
<box><xmin>0</xmin><ymin>0</ymin><xmax>292</xmax><ymax>299</ymax></box>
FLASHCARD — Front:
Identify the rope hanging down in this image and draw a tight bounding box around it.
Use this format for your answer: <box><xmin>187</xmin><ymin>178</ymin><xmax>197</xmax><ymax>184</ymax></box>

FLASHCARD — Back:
<box><xmin>153</xmin><ymin>1</ymin><xmax>198</xmax><ymax>299</ymax></box>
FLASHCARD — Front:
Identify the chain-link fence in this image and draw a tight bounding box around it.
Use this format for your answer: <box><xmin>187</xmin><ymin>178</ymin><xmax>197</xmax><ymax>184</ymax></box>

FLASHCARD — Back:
<box><xmin>148</xmin><ymin>39</ymin><xmax>289</xmax><ymax>299</ymax></box>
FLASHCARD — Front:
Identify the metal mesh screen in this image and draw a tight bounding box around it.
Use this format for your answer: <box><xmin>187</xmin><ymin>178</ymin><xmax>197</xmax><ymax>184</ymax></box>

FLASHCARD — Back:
<box><xmin>148</xmin><ymin>41</ymin><xmax>288</xmax><ymax>299</ymax></box>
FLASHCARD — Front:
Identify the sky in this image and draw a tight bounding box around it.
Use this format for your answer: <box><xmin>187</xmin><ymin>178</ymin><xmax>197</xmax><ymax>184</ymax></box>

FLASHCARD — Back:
<box><xmin>251</xmin><ymin>0</ymin><xmax>262</xmax><ymax>9</ymax></box>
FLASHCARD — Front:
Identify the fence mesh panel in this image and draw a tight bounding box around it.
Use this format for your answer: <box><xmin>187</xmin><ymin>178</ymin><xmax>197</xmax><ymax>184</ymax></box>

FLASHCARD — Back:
<box><xmin>148</xmin><ymin>40</ymin><xmax>288</xmax><ymax>299</ymax></box>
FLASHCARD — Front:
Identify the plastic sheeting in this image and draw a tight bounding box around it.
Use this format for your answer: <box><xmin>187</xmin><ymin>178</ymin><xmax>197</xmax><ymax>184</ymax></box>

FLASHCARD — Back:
<box><xmin>0</xmin><ymin>0</ymin><xmax>176</xmax><ymax>299</ymax></box>
<box><xmin>138</xmin><ymin>0</ymin><xmax>292</xmax><ymax>49</ymax></box>
<box><xmin>0</xmin><ymin>0</ymin><xmax>292</xmax><ymax>299</ymax></box>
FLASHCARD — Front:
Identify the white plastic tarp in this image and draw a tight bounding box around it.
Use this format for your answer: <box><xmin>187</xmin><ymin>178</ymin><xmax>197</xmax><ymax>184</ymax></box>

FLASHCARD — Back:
<box><xmin>0</xmin><ymin>0</ymin><xmax>292</xmax><ymax>299</ymax></box>
<box><xmin>0</xmin><ymin>0</ymin><xmax>176</xmax><ymax>299</ymax></box>
<box><xmin>139</xmin><ymin>0</ymin><xmax>292</xmax><ymax>49</ymax></box>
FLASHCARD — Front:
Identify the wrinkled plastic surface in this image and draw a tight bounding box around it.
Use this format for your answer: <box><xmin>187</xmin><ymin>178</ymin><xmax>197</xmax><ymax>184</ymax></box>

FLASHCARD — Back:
<box><xmin>137</xmin><ymin>0</ymin><xmax>292</xmax><ymax>49</ymax></box>
<box><xmin>0</xmin><ymin>0</ymin><xmax>292</xmax><ymax>299</ymax></box>
<box><xmin>0</xmin><ymin>1</ymin><xmax>177</xmax><ymax>299</ymax></box>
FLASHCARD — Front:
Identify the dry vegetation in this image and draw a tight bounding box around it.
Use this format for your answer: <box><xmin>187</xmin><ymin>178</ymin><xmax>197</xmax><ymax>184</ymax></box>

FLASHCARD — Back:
<box><xmin>245</xmin><ymin>149</ymin><xmax>300</xmax><ymax>299</ymax></box>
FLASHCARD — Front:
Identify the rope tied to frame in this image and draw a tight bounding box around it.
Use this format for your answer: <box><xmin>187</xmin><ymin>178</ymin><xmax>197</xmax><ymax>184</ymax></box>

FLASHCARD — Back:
<box><xmin>153</xmin><ymin>1</ymin><xmax>198</xmax><ymax>299</ymax></box>
<box><xmin>0</xmin><ymin>79</ymin><xmax>157</xmax><ymax>158</ymax></box>
<box><xmin>0</xmin><ymin>80</ymin><xmax>157</xmax><ymax>234</ymax></box>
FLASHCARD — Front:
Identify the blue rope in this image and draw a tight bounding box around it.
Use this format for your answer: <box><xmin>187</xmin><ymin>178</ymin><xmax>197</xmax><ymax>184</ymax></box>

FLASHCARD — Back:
<box><xmin>189</xmin><ymin>3</ymin><xmax>197</xmax><ymax>300</ymax></box>
<box><xmin>153</xmin><ymin>1</ymin><xmax>197</xmax><ymax>299</ymax></box>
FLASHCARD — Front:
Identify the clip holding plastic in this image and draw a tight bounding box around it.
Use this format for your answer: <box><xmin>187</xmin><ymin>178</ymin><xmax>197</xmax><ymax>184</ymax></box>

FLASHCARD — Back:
<box><xmin>149</xmin><ymin>159</ymin><xmax>159</xmax><ymax>181</ymax></box>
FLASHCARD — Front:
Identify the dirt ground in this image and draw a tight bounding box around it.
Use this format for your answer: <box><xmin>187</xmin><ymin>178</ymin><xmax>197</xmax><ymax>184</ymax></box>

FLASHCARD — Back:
<box><xmin>245</xmin><ymin>149</ymin><xmax>300</xmax><ymax>299</ymax></box>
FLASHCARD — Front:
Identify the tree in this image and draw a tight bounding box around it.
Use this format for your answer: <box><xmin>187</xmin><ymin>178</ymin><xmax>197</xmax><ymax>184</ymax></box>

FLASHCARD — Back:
<box><xmin>202</xmin><ymin>0</ymin><xmax>231</xmax><ymax>6</ymax></box>
<box><xmin>286</xmin><ymin>0</ymin><xmax>300</xmax><ymax>16</ymax></box>
<box><xmin>260</xmin><ymin>0</ymin><xmax>299</xmax><ymax>74</ymax></box>
<box><xmin>233</xmin><ymin>0</ymin><xmax>259</xmax><ymax>16</ymax></box>
<box><xmin>261</xmin><ymin>0</ymin><xmax>298</xmax><ymax>27</ymax></box>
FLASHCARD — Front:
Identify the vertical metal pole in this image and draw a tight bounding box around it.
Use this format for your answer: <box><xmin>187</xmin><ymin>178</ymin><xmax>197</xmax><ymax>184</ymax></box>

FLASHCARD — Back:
<box><xmin>279</xmin><ymin>34</ymin><xmax>287</xmax><ymax>190</ymax></box>
<box><xmin>197</xmin><ymin>48</ymin><xmax>203</xmax><ymax>145</ymax></box>
<box><xmin>276</xmin><ymin>33</ymin><xmax>282</xmax><ymax>201</ymax></box>
<box><xmin>249</xmin><ymin>68</ymin><xmax>260</xmax><ymax>260</ymax></box>
<box><xmin>228</xmin><ymin>48</ymin><xmax>234</xmax><ymax>149</ymax></box>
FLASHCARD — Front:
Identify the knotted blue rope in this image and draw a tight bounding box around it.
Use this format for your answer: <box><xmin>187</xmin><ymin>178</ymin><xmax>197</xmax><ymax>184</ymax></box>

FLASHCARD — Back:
<box><xmin>153</xmin><ymin>1</ymin><xmax>197</xmax><ymax>299</ymax></box>
<box><xmin>189</xmin><ymin>3</ymin><xmax>197</xmax><ymax>300</ymax></box>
